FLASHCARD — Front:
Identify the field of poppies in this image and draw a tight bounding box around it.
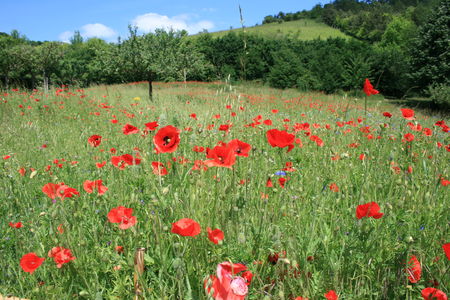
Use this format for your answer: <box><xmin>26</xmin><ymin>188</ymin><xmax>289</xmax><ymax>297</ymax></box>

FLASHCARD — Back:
<box><xmin>1</xmin><ymin>81</ymin><xmax>449</xmax><ymax>299</ymax></box>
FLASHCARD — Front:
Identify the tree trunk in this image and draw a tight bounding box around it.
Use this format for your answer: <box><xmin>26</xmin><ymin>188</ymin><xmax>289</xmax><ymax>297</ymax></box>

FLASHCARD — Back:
<box><xmin>148</xmin><ymin>74</ymin><xmax>153</xmax><ymax>101</ymax></box>
<box><xmin>31</xmin><ymin>74</ymin><xmax>36</xmax><ymax>91</ymax></box>
<box><xmin>4</xmin><ymin>74</ymin><xmax>9</xmax><ymax>90</ymax></box>
<box><xmin>183</xmin><ymin>69</ymin><xmax>187</xmax><ymax>89</ymax></box>
<box><xmin>43</xmin><ymin>71</ymin><xmax>49</xmax><ymax>94</ymax></box>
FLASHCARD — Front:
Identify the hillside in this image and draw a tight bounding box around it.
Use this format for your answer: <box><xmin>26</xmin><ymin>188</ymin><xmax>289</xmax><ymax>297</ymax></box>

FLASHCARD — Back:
<box><xmin>197</xmin><ymin>19</ymin><xmax>349</xmax><ymax>40</ymax></box>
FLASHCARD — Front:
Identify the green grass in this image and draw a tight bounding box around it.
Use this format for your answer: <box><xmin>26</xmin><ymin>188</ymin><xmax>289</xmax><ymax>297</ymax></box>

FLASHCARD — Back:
<box><xmin>0</xmin><ymin>81</ymin><xmax>449</xmax><ymax>299</ymax></box>
<box><xmin>196</xmin><ymin>19</ymin><xmax>349</xmax><ymax>40</ymax></box>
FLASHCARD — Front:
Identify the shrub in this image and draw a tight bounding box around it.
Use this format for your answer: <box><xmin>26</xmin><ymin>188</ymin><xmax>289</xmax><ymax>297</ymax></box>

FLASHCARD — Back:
<box><xmin>428</xmin><ymin>83</ymin><xmax>450</xmax><ymax>109</ymax></box>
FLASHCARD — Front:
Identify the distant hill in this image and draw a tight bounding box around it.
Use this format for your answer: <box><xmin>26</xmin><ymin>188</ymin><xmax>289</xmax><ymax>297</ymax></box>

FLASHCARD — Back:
<box><xmin>260</xmin><ymin>0</ymin><xmax>440</xmax><ymax>43</ymax></box>
<box><xmin>195</xmin><ymin>19</ymin><xmax>350</xmax><ymax>40</ymax></box>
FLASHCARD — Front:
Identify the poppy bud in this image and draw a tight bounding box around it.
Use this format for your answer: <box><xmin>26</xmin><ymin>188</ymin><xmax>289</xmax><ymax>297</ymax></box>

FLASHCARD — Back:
<box><xmin>268</xmin><ymin>252</ymin><xmax>280</xmax><ymax>265</ymax></box>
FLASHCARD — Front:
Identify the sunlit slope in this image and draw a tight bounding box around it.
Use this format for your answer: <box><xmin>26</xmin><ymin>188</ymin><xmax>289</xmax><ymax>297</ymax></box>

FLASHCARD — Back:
<box><xmin>199</xmin><ymin>19</ymin><xmax>349</xmax><ymax>40</ymax></box>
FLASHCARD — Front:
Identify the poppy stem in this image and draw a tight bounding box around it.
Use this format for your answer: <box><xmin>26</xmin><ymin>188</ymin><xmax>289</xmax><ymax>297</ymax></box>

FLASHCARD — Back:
<box><xmin>134</xmin><ymin>247</ymin><xmax>146</xmax><ymax>300</ymax></box>
<box><xmin>364</xmin><ymin>95</ymin><xmax>367</xmax><ymax>117</ymax></box>
<box><xmin>441</xmin><ymin>264</ymin><xmax>450</xmax><ymax>279</ymax></box>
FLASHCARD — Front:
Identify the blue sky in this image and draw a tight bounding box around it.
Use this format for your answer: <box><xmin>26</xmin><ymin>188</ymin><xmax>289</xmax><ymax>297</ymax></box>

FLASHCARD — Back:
<box><xmin>0</xmin><ymin>0</ymin><xmax>324</xmax><ymax>42</ymax></box>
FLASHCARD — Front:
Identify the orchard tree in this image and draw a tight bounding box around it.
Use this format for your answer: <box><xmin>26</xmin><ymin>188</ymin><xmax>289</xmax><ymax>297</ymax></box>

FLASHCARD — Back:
<box><xmin>10</xmin><ymin>44</ymin><xmax>39</xmax><ymax>89</ymax></box>
<box><xmin>176</xmin><ymin>40</ymin><xmax>213</xmax><ymax>83</ymax></box>
<box><xmin>119</xmin><ymin>27</ymin><xmax>199</xmax><ymax>100</ymax></box>
<box><xmin>36</xmin><ymin>42</ymin><xmax>64</xmax><ymax>93</ymax></box>
<box><xmin>0</xmin><ymin>32</ymin><xmax>26</xmax><ymax>89</ymax></box>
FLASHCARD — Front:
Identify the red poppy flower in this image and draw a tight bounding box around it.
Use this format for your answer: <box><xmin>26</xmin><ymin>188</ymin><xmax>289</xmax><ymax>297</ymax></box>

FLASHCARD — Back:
<box><xmin>193</xmin><ymin>145</ymin><xmax>205</xmax><ymax>152</ymax></box>
<box><xmin>107</xmin><ymin>206</ymin><xmax>137</xmax><ymax>230</ymax></box>
<box><xmin>356</xmin><ymin>202</ymin><xmax>383</xmax><ymax>219</ymax></box>
<box><xmin>401</xmin><ymin>108</ymin><xmax>415</xmax><ymax>120</ymax></box>
<box><xmin>404</xmin><ymin>133</ymin><xmax>415</xmax><ymax>142</ymax></box>
<box><xmin>42</xmin><ymin>183</ymin><xmax>60</xmax><ymax>199</ymax></box>
<box><xmin>96</xmin><ymin>161</ymin><xmax>106</xmax><ymax>168</ymax></box>
<box><xmin>324</xmin><ymin>290</ymin><xmax>338</xmax><ymax>300</ymax></box>
<box><xmin>241</xmin><ymin>271</ymin><xmax>253</xmax><ymax>286</ymax></box>
<box><xmin>423</xmin><ymin>128</ymin><xmax>433</xmax><ymax>136</ymax></box>
<box><xmin>122</xmin><ymin>123</ymin><xmax>139</xmax><ymax>135</ymax></box>
<box><xmin>383</xmin><ymin>112</ymin><xmax>392</xmax><ymax>118</ymax></box>
<box><xmin>153</xmin><ymin>125</ymin><xmax>180</xmax><ymax>153</ymax></box>
<box><xmin>151</xmin><ymin>161</ymin><xmax>168</xmax><ymax>176</ymax></box>
<box><xmin>266</xmin><ymin>178</ymin><xmax>273</xmax><ymax>187</ymax></box>
<box><xmin>310</xmin><ymin>135</ymin><xmax>324</xmax><ymax>147</ymax></box>
<box><xmin>219</xmin><ymin>124</ymin><xmax>231</xmax><ymax>132</ymax></box>
<box><xmin>171</xmin><ymin>218</ymin><xmax>201</xmax><ymax>237</ymax></box>
<box><xmin>228</xmin><ymin>139</ymin><xmax>251</xmax><ymax>157</ymax></box>
<box><xmin>283</xmin><ymin>161</ymin><xmax>295</xmax><ymax>172</ymax></box>
<box><xmin>48</xmin><ymin>247</ymin><xmax>75</xmax><ymax>268</ymax></box>
<box><xmin>329</xmin><ymin>183</ymin><xmax>339</xmax><ymax>192</ymax></box>
<box><xmin>268</xmin><ymin>251</ymin><xmax>286</xmax><ymax>265</ymax></box>
<box><xmin>87</xmin><ymin>135</ymin><xmax>102</xmax><ymax>147</ymax></box>
<box><xmin>20</xmin><ymin>253</ymin><xmax>45</xmax><ymax>274</ymax></box>
<box><xmin>266</xmin><ymin>129</ymin><xmax>295</xmax><ymax>152</ymax></box>
<box><xmin>263</xmin><ymin>119</ymin><xmax>273</xmax><ymax>126</ymax></box>
<box><xmin>205</xmin><ymin>262</ymin><xmax>249</xmax><ymax>300</ymax></box>
<box><xmin>83</xmin><ymin>180</ymin><xmax>108</xmax><ymax>195</ymax></box>
<box><xmin>205</xmin><ymin>144</ymin><xmax>236</xmax><ymax>168</ymax></box>
<box><xmin>144</xmin><ymin>121</ymin><xmax>159</xmax><ymax>131</ymax></box>
<box><xmin>192</xmin><ymin>160</ymin><xmax>208</xmax><ymax>171</ymax></box>
<box><xmin>443</xmin><ymin>243</ymin><xmax>450</xmax><ymax>260</ymax></box>
<box><xmin>207</xmin><ymin>227</ymin><xmax>224</xmax><ymax>244</ymax></box>
<box><xmin>111</xmin><ymin>154</ymin><xmax>141</xmax><ymax>170</ymax></box>
<box><xmin>407</xmin><ymin>122</ymin><xmax>422</xmax><ymax>131</ymax></box>
<box><xmin>56</xmin><ymin>184</ymin><xmax>80</xmax><ymax>200</ymax></box>
<box><xmin>57</xmin><ymin>224</ymin><xmax>64</xmax><ymax>234</ymax></box>
<box><xmin>42</xmin><ymin>183</ymin><xmax>79</xmax><ymax>200</ymax></box>
<box><xmin>9</xmin><ymin>222</ymin><xmax>23</xmax><ymax>228</ymax></box>
<box><xmin>406</xmin><ymin>255</ymin><xmax>421</xmax><ymax>283</ymax></box>
<box><xmin>421</xmin><ymin>288</ymin><xmax>448</xmax><ymax>300</ymax></box>
<box><xmin>363</xmin><ymin>78</ymin><xmax>379</xmax><ymax>96</ymax></box>
<box><xmin>18</xmin><ymin>167</ymin><xmax>26</xmax><ymax>176</ymax></box>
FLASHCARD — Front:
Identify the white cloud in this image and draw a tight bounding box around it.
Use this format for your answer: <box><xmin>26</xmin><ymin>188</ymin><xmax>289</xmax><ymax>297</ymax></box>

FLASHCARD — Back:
<box><xmin>131</xmin><ymin>13</ymin><xmax>214</xmax><ymax>34</ymax></box>
<box><xmin>81</xmin><ymin>23</ymin><xmax>117</xmax><ymax>39</ymax></box>
<box><xmin>59</xmin><ymin>31</ymin><xmax>74</xmax><ymax>43</ymax></box>
<box><xmin>59</xmin><ymin>23</ymin><xmax>117</xmax><ymax>43</ymax></box>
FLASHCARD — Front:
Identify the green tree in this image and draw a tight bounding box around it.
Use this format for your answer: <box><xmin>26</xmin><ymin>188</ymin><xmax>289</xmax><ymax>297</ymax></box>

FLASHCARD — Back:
<box><xmin>70</xmin><ymin>31</ymin><xmax>84</xmax><ymax>45</ymax></box>
<box><xmin>410</xmin><ymin>0</ymin><xmax>450</xmax><ymax>90</ymax></box>
<box><xmin>267</xmin><ymin>47</ymin><xmax>303</xmax><ymax>89</ymax></box>
<box><xmin>36</xmin><ymin>42</ymin><xmax>64</xmax><ymax>92</ymax></box>
<box><xmin>118</xmin><ymin>27</ymin><xmax>191</xmax><ymax>100</ymax></box>
<box><xmin>0</xmin><ymin>33</ymin><xmax>26</xmax><ymax>89</ymax></box>
<box><xmin>176</xmin><ymin>40</ymin><xmax>213</xmax><ymax>83</ymax></box>
<box><xmin>379</xmin><ymin>15</ymin><xmax>416</xmax><ymax>53</ymax></box>
<box><xmin>10</xmin><ymin>44</ymin><xmax>39</xmax><ymax>89</ymax></box>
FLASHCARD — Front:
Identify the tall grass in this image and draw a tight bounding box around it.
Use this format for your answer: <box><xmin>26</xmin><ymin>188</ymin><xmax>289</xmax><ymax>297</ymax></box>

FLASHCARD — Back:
<box><xmin>0</xmin><ymin>82</ymin><xmax>448</xmax><ymax>299</ymax></box>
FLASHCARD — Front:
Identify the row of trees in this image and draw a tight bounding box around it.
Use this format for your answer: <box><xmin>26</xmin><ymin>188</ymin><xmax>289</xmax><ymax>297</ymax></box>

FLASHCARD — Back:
<box><xmin>0</xmin><ymin>28</ymin><xmax>211</xmax><ymax>99</ymax></box>
<box><xmin>0</xmin><ymin>0</ymin><xmax>448</xmax><ymax>101</ymax></box>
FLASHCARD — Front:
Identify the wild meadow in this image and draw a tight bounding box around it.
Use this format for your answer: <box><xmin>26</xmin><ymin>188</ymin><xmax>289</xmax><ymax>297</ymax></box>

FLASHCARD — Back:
<box><xmin>0</xmin><ymin>81</ymin><xmax>449</xmax><ymax>299</ymax></box>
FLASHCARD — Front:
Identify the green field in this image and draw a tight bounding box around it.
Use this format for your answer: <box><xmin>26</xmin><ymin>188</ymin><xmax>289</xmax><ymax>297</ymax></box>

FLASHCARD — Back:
<box><xmin>1</xmin><ymin>82</ymin><xmax>449</xmax><ymax>299</ymax></box>
<box><xmin>195</xmin><ymin>19</ymin><xmax>349</xmax><ymax>40</ymax></box>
